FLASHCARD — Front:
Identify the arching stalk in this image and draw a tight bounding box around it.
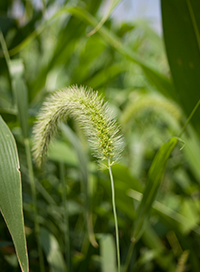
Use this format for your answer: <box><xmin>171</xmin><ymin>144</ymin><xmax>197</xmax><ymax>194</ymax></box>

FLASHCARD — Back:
<box><xmin>32</xmin><ymin>86</ymin><xmax>124</xmax><ymax>271</ymax></box>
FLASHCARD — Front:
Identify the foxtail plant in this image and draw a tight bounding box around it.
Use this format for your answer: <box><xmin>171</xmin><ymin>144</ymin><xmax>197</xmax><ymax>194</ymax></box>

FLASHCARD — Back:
<box><xmin>33</xmin><ymin>85</ymin><xmax>123</xmax><ymax>272</ymax></box>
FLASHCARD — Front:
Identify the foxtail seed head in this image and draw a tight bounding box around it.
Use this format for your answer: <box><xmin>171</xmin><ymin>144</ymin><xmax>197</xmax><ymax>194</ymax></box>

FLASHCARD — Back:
<box><xmin>32</xmin><ymin>86</ymin><xmax>123</xmax><ymax>167</ymax></box>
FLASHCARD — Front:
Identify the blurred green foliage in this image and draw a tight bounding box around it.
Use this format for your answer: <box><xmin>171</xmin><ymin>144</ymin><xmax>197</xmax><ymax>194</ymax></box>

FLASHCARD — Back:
<box><xmin>0</xmin><ymin>0</ymin><xmax>200</xmax><ymax>271</ymax></box>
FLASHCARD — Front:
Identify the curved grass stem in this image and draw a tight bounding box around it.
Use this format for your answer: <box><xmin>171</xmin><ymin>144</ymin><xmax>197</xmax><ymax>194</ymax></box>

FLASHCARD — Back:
<box><xmin>108</xmin><ymin>159</ymin><xmax>121</xmax><ymax>272</ymax></box>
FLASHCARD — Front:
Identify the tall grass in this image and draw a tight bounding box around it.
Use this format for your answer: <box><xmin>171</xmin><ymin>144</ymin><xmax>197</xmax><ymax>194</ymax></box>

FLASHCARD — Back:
<box><xmin>0</xmin><ymin>1</ymin><xmax>200</xmax><ymax>272</ymax></box>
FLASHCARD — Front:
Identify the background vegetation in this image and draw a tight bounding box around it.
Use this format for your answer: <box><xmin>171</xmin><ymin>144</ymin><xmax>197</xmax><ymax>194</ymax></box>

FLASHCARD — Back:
<box><xmin>0</xmin><ymin>0</ymin><xmax>200</xmax><ymax>271</ymax></box>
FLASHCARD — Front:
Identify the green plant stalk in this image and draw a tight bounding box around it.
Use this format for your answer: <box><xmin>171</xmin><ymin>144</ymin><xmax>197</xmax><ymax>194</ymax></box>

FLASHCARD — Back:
<box><xmin>178</xmin><ymin>99</ymin><xmax>200</xmax><ymax>137</ymax></box>
<box><xmin>32</xmin><ymin>87</ymin><xmax>123</xmax><ymax>270</ymax></box>
<box><xmin>59</xmin><ymin>162</ymin><xmax>71</xmax><ymax>271</ymax></box>
<box><xmin>123</xmin><ymin>241</ymin><xmax>135</xmax><ymax>272</ymax></box>
<box><xmin>24</xmin><ymin>138</ymin><xmax>45</xmax><ymax>272</ymax></box>
<box><xmin>42</xmin><ymin>0</ymin><xmax>46</xmax><ymax>15</ymax></box>
<box><xmin>0</xmin><ymin>30</ymin><xmax>10</xmax><ymax>65</ymax></box>
<box><xmin>108</xmin><ymin>159</ymin><xmax>120</xmax><ymax>272</ymax></box>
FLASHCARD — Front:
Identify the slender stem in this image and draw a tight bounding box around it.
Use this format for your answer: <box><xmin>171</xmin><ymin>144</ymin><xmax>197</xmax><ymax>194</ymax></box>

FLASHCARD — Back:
<box><xmin>0</xmin><ymin>30</ymin><xmax>11</xmax><ymax>66</ymax></box>
<box><xmin>186</xmin><ymin>0</ymin><xmax>200</xmax><ymax>51</ymax></box>
<box><xmin>123</xmin><ymin>240</ymin><xmax>136</xmax><ymax>272</ymax></box>
<box><xmin>108</xmin><ymin>159</ymin><xmax>121</xmax><ymax>272</ymax></box>
<box><xmin>24</xmin><ymin>138</ymin><xmax>45</xmax><ymax>272</ymax></box>
<box><xmin>42</xmin><ymin>0</ymin><xmax>46</xmax><ymax>15</ymax></box>
<box><xmin>59</xmin><ymin>162</ymin><xmax>71</xmax><ymax>271</ymax></box>
<box><xmin>178</xmin><ymin>99</ymin><xmax>200</xmax><ymax>137</ymax></box>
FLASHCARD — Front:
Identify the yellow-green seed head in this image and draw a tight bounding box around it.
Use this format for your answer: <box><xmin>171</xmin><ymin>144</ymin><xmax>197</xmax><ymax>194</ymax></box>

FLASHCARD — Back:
<box><xmin>32</xmin><ymin>86</ymin><xmax>123</xmax><ymax>167</ymax></box>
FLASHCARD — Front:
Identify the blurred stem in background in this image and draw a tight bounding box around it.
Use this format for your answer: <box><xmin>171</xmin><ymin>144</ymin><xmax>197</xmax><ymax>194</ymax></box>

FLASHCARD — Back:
<box><xmin>59</xmin><ymin>162</ymin><xmax>71</xmax><ymax>271</ymax></box>
<box><xmin>123</xmin><ymin>241</ymin><xmax>135</xmax><ymax>272</ymax></box>
<box><xmin>178</xmin><ymin>99</ymin><xmax>200</xmax><ymax>138</ymax></box>
<box><xmin>24</xmin><ymin>139</ymin><xmax>45</xmax><ymax>272</ymax></box>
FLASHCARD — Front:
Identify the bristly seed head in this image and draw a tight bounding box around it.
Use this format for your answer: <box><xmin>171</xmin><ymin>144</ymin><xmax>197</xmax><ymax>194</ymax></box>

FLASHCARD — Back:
<box><xmin>32</xmin><ymin>85</ymin><xmax>124</xmax><ymax>167</ymax></box>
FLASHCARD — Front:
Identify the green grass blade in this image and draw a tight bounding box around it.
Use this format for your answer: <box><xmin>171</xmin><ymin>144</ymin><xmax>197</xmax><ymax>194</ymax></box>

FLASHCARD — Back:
<box><xmin>40</xmin><ymin>228</ymin><xmax>67</xmax><ymax>272</ymax></box>
<box><xmin>0</xmin><ymin>30</ymin><xmax>29</xmax><ymax>139</ymax></box>
<box><xmin>0</xmin><ymin>116</ymin><xmax>29</xmax><ymax>272</ymax></box>
<box><xmin>48</xmin><ymin>140</ymin><xmax>78</xmax><ymax>166</ymax></box>
<box><xmin>10</xmin><ymin>59</ymin><xmax>29</xmax><ymax>139</ymax></box>
<box><xmin>100</xmin><ymin>234</ymin><xmax>117</xmax><ymax>272</ymax></box>
<box><xmin>161</xmin><ymin>0</ymin><xmax>200</xmax><ymax>134</ymax></box>
<box><xmin>60</xmin><ymin>123</ymin><xmax>98</xmax><ymax>248</ymax></box>
<box><xmin>68</xmin><ymin>6</ymin><xmax>176</xmax><ymax>100</ymax></box>
<box><xmin>86</xmin><ymin>62</ymin><xmax>130</xmax><ymax>89</ymax></box>
<box><xmin>128</xmin><ymin>189</ymin><xmax>200</xmax><ymax>235</ymax></box>
<box><xmin>133</xmin><ymin>137</ymin><xmax>178</xmax><ymax>241</ymax></box>
<box><xmin>2</xmin><ymin>5</ymin><xmax>176</xmax><ymax>101</ymax></box>
<box><xmin>87</xmin><ymin>0</ymin><xmax>123</xmax><ymax>36</ymax></box>
<box><xmin>142</xmin><ymin>224</ymin><xmax>176</xmax><ymax>271</ymax></box>
<box><xmin>60</xmin><ymin>123</ymin><xmax>88</xmax><ymax>184</ymax></box>
<box><xmin>180</xmin><ymin>125</ymin><xmax>200</xmax><ymax>183</ymax></box>
<box><xmin>9</xmin><ymin>58</ymin><xmax>45</xmax><ymax>271</ymax></box>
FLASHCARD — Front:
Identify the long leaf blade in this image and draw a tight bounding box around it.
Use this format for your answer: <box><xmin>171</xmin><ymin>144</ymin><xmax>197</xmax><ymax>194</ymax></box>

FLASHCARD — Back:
<box><xmin>4</xmin><ymin>5</ymin><xmax>176</xmax><ymax>101</ymax></box>
<box><xmin>133</xmin><ymin>137</ymin><xmax>178</xmax><ymax>241</ymax></box>
<box><xmin>161</xmin><ymin>0</ymin><xmax>200</xmax><ymax>134</ymax></box>
<box><xmin>60</xmin><ymin>123</ymin><xmax>98</xmax><ymax>247</ymax></box>
<box><xmin>40</xmin><ymin>228</ymin><xmax>66</xmax><ymax>272</ymax></box>
<box><xmin>87</xmin><ymin>0</ymin><xmax>123</xmax><ymax>36</ymax></box>
<box><xmin>68</xmin><ymin>6</ymin><xmax>176</xmax><ymax>100</ymax></box>
<box><xmin>0</xmin><ymin>116</ymin><xmax>29</xmax><ymax>272</ymax></box>
<box><xmin>100</xmin><ymin>234</ymin><xmax>117</xmax><ymax>272</ymax></box>
<box><xmin>10</xmin><ymin>59</ymin><xmax>29</xmax><ymax>139</ymax></box>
